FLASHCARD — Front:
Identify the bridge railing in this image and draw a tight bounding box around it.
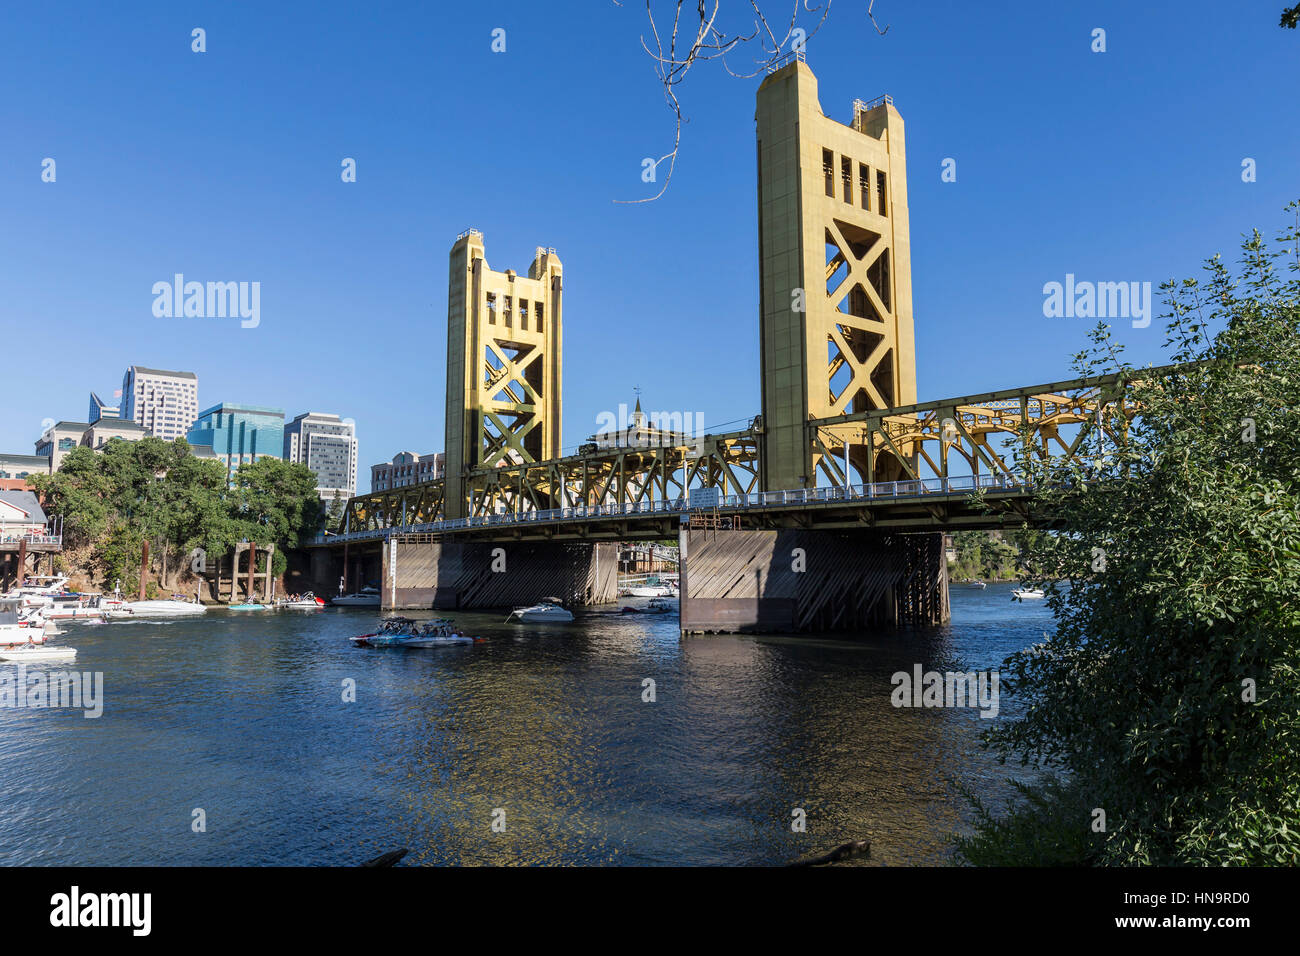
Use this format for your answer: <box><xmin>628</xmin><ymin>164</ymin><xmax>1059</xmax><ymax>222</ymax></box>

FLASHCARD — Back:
<box><xmin>314</xmin><ymin>473</ymin><xmax>1024</xmax><ymax>544</ymax></box>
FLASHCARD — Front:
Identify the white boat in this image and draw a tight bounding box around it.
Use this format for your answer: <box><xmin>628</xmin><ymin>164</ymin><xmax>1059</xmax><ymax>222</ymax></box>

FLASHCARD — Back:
<box><xmin>626</xmin><ymin>585</ymin><xmax>672</xmax><ymax>598</ymax></box>
<box><xmin>964</xmin><ymin>580</ymin><xmax>987</xmax><ymax>589</ymax></box>
<box><xmin>0</xmin><ymin>643</ymin><xmax>76</xmax><ymax>663</ymax></box>
<box><xmin>106</xmin><ymin>599</ymin><xmax>208</xmax><ymax>618</ymax></box>
<box><xmin>3</xmin><ymin>574</ymin><xmax>71</xmax><ymax>609</ymax></box>
<box><xmin>1012</xmin><ymin>587</ymin><xmax>1045</xmax><ymax>600</ymax></box>
<box><xmin>350</xmin><ymin>617</ymin><xmax>475</xmax><ymax>647</ymax></box>
<box><xmin>507</xmin><ymin>599</ymin><xmax>574</xmax><ymax>623</ymax></box>
<box><xmin>0</xmin><ymin>598</ymin><xmax>50</xmax><ymax>646</ymax></box>
<box><xmin>333</xmin><ymin>586</ymin><xmax>381</xmax><ymax>607</ymax></box>
<box><xmin>43</xmin><ymin>601</ymin><xmax>109</xmax><ymax>622</ymax></box>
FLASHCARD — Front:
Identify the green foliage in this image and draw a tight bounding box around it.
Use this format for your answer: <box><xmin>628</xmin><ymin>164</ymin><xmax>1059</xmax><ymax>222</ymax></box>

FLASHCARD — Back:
<box><xmin>33</xmin><ymin>437</ymin><xmax>325</xmax><ymax>591</ymax></box>
<box><xmin>950</xmin><ymin>531</ymin><xmax>1019</xmax><ymax>580</ymax></box>
<box><xmin>324</xmin><ymin>491</ymin><xmax>346</xmax><ymax>534</ymax></box>
<box><xmin>973</xmin><ymin>203</ymin><xmax>1300</xmax><ymax>865</ymax></box>
<box><xmin>230</xmin><ymin>456</ymin><xmax>324</xmax><ymax>549</ymax></box>
<box><xmin>1283</xmin><ymin>4</ymin><xmax>1300</xmax><ymax>28</ymax></box>
<box><xmin>955</xmin><ymin>778</ymin><xmax>1103</xmax><ymax>866</ymax></box>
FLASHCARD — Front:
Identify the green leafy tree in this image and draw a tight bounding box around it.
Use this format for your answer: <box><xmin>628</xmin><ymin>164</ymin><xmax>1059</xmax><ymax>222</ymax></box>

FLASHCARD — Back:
<box><xmin>231</xmin><ymin>456</ymin><xmax>325</xmax><ymax>551</ymax></box>
<box><xmin>966</xmin><ymin>203</ymin><xmax>1300</xmax><ymax>865</ymax></box>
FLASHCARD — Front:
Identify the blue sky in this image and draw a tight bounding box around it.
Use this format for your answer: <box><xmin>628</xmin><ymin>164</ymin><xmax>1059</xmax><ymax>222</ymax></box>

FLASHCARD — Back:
<box><xmin>2</xmin><ymin>1</ymin><xmax>1296</xmax><ymax>486</ymax></box>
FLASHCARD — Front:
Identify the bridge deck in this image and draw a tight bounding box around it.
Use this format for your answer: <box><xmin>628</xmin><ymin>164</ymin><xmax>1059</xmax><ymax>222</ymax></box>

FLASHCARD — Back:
<box><xmin>311</xmin><ymin>474</ymin><xmax>1043</xmax><ymax>548</ymax></box>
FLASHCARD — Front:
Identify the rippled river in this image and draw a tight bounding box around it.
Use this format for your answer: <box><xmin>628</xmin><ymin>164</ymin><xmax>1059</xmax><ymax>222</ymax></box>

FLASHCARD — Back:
<box><xmin>0</xmin><ymin>585</ymin><xmax>1054</xmax><ymax>866</ymax></box>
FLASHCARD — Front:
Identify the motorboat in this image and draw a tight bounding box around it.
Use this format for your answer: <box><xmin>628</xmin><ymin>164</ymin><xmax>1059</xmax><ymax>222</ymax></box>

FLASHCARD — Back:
<box><xmin>964</xmin><ymin>580</ymin><xmax>987</xmax><ymax>589</ymax></box>
<box><xmin>1012</xmin><ymin>587</ymin><xmax>1045</xmax><ymax>600</ymax></box>
<box><xmin>3</xmin><ymin>574</ymin><xmax>71</xmax><ymax>608</ymax></box>
<box><xmin>351</xmin><ymin>617</ymin><xmax>475</xmax><ymax>647</ymax></box>
<box><xmin>507</xmin><ymin>599</ymin><xmax>574</xmax><ymax>623</ymax></box>
<box><xmin>228</xmin><ymin>603</ymin><xmax>268</xmax><ymax>611</ymax></box>
<box><xmin>626</xmin><ymin>582</ymin><xmax>679</xmax><ymax>598</ymax></box>
<box><xmin>42</xmin><ymin>594</ymin><xmax>109</xmax><ymax>622</ymax></box>
<box><xmin>618</xmin><ymin>598</ymin><xmax>675</xmax><ymax>615</ymax></box>
<box><xmin>333</xmin><ymin>586</ymin><xmax>381</xmax><ymax>607</ymax></box>
<box><xmin>105</xmin><ymin>599</ymin><xmax>207</xmax><ymax>618</ymax></box>
<box><xmin>276</xmin><ymin>592</ymin><xmax>326</xmax><ymax>609</ymax></box>
<box><xmin>0</xmin><ymin>598</ymin><xmax>49</xmax><ymax>646</ymax></box>
<box><xmin>0</xmin><ymin>643</ymin><xmax>76</xmax><ymax>663</ymax></box>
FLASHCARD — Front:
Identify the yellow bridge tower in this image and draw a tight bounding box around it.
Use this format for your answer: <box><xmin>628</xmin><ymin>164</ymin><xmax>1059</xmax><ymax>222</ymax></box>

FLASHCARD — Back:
<box><xmin>444</xmin><ymin>230</ymin><xmax>564</xmax><ymax>518</ymax></box>
<box><xmin>755</xmin><ymin>60</ymin><xmax>917</xmax><ymax>491</ymax></box>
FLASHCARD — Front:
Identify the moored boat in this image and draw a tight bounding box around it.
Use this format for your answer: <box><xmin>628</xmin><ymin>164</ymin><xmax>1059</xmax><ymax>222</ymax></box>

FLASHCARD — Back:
<box><xmin>105</xmin><ymin>598</ymin><xmax>207</xmax><ymax>618</ymax></box>
<box><xmin>333</xmin><ymin>586</ymin><xmax>381</xmax><ymax>607</ymax></box>
<box><xmin>276</xmin><ymin>592</ymin><xmax>326</xmax><ymax>609</ymax></box>
<box><xmin>0</xmin><ymin>598</ymin><xmax>49</xmax><ymax>646</ymax></box>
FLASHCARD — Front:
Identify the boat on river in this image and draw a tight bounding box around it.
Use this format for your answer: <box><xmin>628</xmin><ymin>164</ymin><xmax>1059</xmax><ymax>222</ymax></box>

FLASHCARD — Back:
<box><xmin>228</xmin><ymin>603</ymin><xmax>268</xmax><ymax>612</ymax></box>
<box><xmin>1012</xmin><ymin>587</ymin><xmax>1045</xmax><ymax>600</ymax></box>
<box><xmin>105</xmin><ymin>598</ymin><xmax>207</xmax><ymax>618</ymax></box>
<box><xmin>351</xmin><ymin>617</ymin><xmax>475</xmax><ymax>648</ymax></box>
<box><xmin>617</xmin><ymin>598</ymin><xmax>674</xmax><ymax>615</ymax></box>
<box><xmin>0</xmin><ymin>644</ymin><xmax>76</xmax><ymax>663</ymax></box>
<box><xmin>507</xmin><ymin>599</ymin><xmax>574</xmax><ymax>623</ymax></box>
<box><xmin>333</xmin><ymin>586</ymin><xmax>381</xmax><ymax>607</ymax></box>
<box><xmin>276</xmin><ymin>592</ymin><xmax>326</xmax><ymax>609</ymax></box>
<box><xmin>626</xmin><ymin>584</ymin><xmax>679</xmax><ymax>598</ymax></box>
<box><xmin>0</xmin><ymin>597</ymin><xmax>49</xmax><ymax>646</ymax></box>
<box><xmin>2</xmin><ymin>574</ymin><xmax>70</xmax><ymax>608</ymax></box>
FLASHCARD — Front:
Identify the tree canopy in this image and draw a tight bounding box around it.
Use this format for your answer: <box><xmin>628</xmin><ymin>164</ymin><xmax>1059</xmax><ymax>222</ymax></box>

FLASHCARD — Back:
<box><xmin>961</xmin><ymin>203</ymin><xmax>1300</xmax><ymax>865</ymax></box>
<box><xmin>32</xmin><ymin>438</ymin><xmax>324</xmax><ymax>593</ymax></box>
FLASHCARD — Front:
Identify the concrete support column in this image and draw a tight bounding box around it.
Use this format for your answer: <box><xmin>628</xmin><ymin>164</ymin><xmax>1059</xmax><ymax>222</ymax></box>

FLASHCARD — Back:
<box><xmin>680</xmin><ymin>527</ymin><xmax>949</xmax><ymax>635</ymax></box>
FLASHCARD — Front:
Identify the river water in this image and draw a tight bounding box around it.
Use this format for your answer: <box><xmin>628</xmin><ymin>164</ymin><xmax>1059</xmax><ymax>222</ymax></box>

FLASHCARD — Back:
<box><xmin>0</xmin><ymin>585</ymin><xmax>1054</xmax><ymax>866</ymax></box>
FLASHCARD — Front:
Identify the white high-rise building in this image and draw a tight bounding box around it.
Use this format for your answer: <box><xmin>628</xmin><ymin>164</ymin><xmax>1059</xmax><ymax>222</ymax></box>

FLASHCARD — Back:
<box><xmin>120</xmin><ymin>366</ymin><xmax>199</xmax><ymax>442</ymax></box>
<box><xmin>283</xmin><ymin>412</ymin><xmax>357</xmax><ymax>501</ymax></box>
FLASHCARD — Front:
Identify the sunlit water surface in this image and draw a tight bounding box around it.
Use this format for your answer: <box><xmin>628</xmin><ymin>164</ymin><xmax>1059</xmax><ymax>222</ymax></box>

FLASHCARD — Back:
<box><xmin>0</xmin><ymin>584</ymin><xmax>1053</xmax><ymax>865</ymax></box>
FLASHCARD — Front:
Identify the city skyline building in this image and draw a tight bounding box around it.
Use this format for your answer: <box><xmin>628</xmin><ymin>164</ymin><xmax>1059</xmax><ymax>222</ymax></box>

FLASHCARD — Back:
<box><xmin>120</xmin><ymin>366</ymin><xmax>199</xmax><ymax>442</ymax></box>
<box><xmin>283</xmin><ymin>412</ymin><xmax>358</xmax><ymax>502</ymax></box>
<box><xmin>34</xmin><ymin>421</ymin><xmax>92</xmax><ymax>470</ymax></box>
<box><xmin>186</xmin><ymin>403</ymin><xmax>285</xmax><ymax>485</ymax></box>
<box><xmin>87</xmin><ymin>391</ymin><xmax>120</xmax><ymax>425</ymax></box>
<box><xmin>371</xmin><ymin>451</ymin><xmax>444</xmax><ymax>493</ymax></box>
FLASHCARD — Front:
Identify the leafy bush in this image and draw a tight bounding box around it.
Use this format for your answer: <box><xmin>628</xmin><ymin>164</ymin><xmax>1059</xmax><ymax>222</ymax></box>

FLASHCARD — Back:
<box><xmin>970</xmin><ymin>203</ymin><xmax>1300</xmax><ymax>865</ymax></box>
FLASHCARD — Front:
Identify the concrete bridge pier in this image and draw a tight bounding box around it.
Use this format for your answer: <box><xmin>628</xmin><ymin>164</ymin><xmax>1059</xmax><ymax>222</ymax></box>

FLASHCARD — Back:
<box><xmin>678</xmin><ymin>527</ymin><xmax>949</xmax><ymax>635</ymax></box>
<box><xmin>380</xmin><ymin>536</ymin><xmax>617</xmax><ymax>610</ymax></box>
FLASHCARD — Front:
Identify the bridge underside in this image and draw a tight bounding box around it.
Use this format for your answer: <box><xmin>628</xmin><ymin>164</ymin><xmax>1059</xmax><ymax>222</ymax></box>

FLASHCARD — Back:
<box><xmin>680</xmin><ymin>527</ymin><xmax>948</xmax><ymax>634</ymax></box>
<box><xmin>382</xmin><ymin>537</ymin><xmax>617</xmax><ymax>611</ymax></box>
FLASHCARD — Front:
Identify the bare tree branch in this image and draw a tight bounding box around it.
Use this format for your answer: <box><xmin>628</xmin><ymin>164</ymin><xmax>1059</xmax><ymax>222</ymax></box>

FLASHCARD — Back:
<box><xmin>614</xmin><ymin>0</ymin><xmax>849</xmax><ymax>203</ymax></box>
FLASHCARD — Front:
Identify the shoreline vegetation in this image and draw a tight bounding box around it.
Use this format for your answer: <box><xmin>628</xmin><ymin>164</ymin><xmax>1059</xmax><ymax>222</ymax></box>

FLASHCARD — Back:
<box><xmin>30</xmin><ymin>437</ymin><xmax>326</xmax><ymax>601</ymax></box>
<box><xmin>948</xmin><ymin>529</ymin><xmax>1044</xmax><ymax>583</ymax></box>
<box><xmin>958</xmin><ymin>202</ymin><xmax>1300</xmax><ymax>866</ymax></box>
